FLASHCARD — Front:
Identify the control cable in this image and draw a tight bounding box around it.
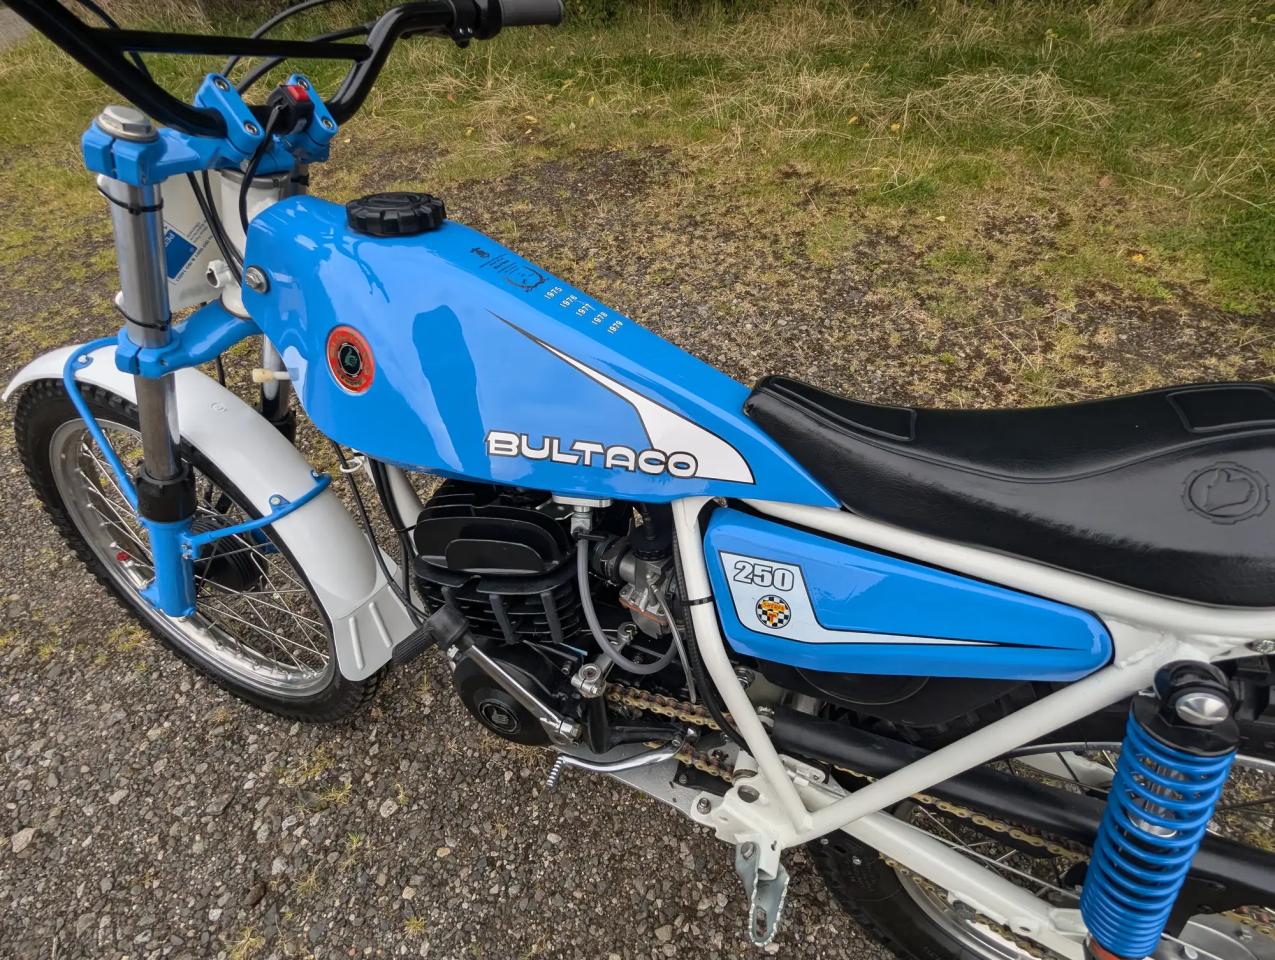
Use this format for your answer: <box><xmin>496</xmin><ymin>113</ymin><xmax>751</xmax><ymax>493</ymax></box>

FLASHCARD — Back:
<box><xmin>577</xmin><ymin>546</ymin><xmax>677</xmax><ymax>676</ymax></box>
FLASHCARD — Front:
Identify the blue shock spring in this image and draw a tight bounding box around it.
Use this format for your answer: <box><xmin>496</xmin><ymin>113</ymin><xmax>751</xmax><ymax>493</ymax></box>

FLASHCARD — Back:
<box><xmin>1079</xmin><ymin>706</ymin><xmax>1236</xmax><ymax>959</ymax></box>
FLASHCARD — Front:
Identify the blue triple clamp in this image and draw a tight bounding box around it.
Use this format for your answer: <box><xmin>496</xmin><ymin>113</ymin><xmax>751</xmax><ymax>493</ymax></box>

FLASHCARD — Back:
<box><xmin>735</xmin><ymin>839</ymin><xmax>789</xmax><ymax>947</ymax></box>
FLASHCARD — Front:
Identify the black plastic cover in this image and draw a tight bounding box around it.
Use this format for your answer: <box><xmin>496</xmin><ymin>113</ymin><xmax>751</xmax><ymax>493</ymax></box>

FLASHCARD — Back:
<box><xmin>345</xmin><ymin>191</ymin><xmax>446</xmax><ymax>237</ymax></box>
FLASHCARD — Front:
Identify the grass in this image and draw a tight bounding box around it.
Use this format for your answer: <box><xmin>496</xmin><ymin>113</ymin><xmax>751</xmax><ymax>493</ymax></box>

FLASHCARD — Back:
<box><xmin>403</xmin><ymin>916</ymin><xmax>428</xmax><ymax>937</ymax></box>
<box><xmin>0</xmin><ymin>0</ymin><xmax>1270</xmax><ymax>390</ymax></box>
<box><xmin>279</xmin><ymin>745</ymin><xmax>333</xmax><ymax>787</ymax></box>
<box><xmin>227</xmin><ymin>927</ymin><xmax>266</xmax><ymax>960</ymax></box>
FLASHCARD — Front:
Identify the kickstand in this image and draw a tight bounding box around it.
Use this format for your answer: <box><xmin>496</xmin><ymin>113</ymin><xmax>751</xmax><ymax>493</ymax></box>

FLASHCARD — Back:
<box><xmin>734</xmin><ymin>840</ymin><xmax>789</xmax><ymax>947</ymax></box>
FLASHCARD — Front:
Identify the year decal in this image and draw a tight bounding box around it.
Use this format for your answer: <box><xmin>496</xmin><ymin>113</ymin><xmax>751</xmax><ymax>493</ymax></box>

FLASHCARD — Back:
<box><xmin>731</xmin><ymin>559</ymin><xmax>795</xmax><ymax>592</ymax></box>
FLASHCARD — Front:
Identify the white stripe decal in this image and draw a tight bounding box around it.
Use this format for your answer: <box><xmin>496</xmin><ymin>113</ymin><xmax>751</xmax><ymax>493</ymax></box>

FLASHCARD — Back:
<box><xmin>721</xmin><ymin>551</ymin><xmax>990</xmax><ymax>646</ymax></box>
<box><xmin>533</xmin><ymin>339</ymin><xmax>756</xmax><ymax>485</ymax></box>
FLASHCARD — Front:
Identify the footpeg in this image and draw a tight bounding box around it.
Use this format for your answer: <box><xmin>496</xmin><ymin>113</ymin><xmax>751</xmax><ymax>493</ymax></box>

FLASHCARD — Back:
<box><xmin>734</xmin><ymin>840</ymin><xmax>789</xmax><ymax>947</ymax></box>
<box><xmin>389</xmin><ymin>621</ymin><xmax>437</xmax><ymax>666</ymax></box>
<box><xmin>390</xmin><ymin>604</ymin><xmax>468</xmax><ymax>666</ymax></box>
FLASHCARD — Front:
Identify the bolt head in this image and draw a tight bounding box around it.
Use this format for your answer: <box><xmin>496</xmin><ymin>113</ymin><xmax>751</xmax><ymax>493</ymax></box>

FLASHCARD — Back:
<box><xmin>1252</xmin><ymin>639</ymin><xmax>1275</xmax><ymax>655</ymax></box>
<box><xmin>321</xmin><ymin>116</ymin><xmax>335</xmax><ymax>130</ymax></box>
<box><xmin>97</xmin><ymin>105</ymin><xmax>155</xmax><ymax>142</ymax></box>
<box><xmin>850</xmin><ymin>855</ymin><xmax>863</xmax><ymax>866</ymax></box>
<box><xmin>1175</xmin><ymin>691</ymin><xmax>1231</xmax><ymax>726</ymax></box>
<box><xmin>244</xmin><ymin>120</ymin><xmax>261</xmax><ymax>136</ymax></box>
<box><xmin>740</xmin><ymin>842</ymin><xmax>756</xmax><ymax>860</ymax></box>
<box><xmin>244</xmin><ymin>267</ymin><xmax>269</xmax><ymax>293</ymax></box>
<box><xmin>212</xmin><ymin>76</ymin><xmax>230</xmax><ymax>91</ymax></box>
<box><xmin>738</xmin><ymin>785</ymin><xmax>760</xmax><ymax>804</ymax></box>
<box><xmin>695</xmin><ymin>798</ymin><xmax>711</xmax><ymax>815</ymax></box>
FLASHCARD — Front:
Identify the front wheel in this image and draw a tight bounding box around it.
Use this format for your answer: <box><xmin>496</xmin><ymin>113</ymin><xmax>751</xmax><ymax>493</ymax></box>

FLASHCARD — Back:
<box><xmin>14</xmin><ymin>379</ymin><xmax>381</xmax><ymax>722</ymax></box>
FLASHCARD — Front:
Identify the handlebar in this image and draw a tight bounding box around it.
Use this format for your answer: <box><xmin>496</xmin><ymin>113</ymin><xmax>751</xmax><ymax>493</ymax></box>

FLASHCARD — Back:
<box><xmin>5</xmin><ymin>0</ymin><xmax>564</xmax><ymax>139</ymax></box>
<box><xmin>500</xmin><ymin>0</ymin><xmax>568</xmax><ymax>27</ymax></box>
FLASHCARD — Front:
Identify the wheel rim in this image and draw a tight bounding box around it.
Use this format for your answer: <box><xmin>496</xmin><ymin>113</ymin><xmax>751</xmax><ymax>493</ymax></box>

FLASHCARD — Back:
<box><xmin>893</xmin><ymin>745</ymin><xmax>1275</xmax><ymax>960</ymax></box>
<box><xmin>50</xmin><ymin>418</ymin><xmax>334</xmax><ymax>698</ymax></box>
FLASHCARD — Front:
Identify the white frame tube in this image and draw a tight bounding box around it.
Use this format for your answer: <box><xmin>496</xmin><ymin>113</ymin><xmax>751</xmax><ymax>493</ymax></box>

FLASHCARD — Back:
<box><xmin>672</xmin><ymin>496</ymin><xmax>1263</xmax><ymax>839</ymax></box>
<box><xmin>794</xmin><ymin>642</ymin><xmax>1161</xmax><ymax>842</ymax></box>
<box><xmin>673</xmin><ymin>497</ymin><xmax>813</xmax><ymax>829</ymax></box>
<box><xmin>796</xmin><ymin>784</ymin><xmax>1086</xmax><ymax>959</ymax></box>
<box><xmin>749</xmin><ymin>499</ymin><xmax>1275</xmax><ymax>640</ymax></box>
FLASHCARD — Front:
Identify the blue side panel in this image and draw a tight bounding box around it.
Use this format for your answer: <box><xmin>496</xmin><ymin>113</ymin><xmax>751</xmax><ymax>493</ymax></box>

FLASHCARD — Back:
<box><xmin>242</xmin><ymin>197</ymin><xmax>835</xmax><ymax>507</ymax></box>
<box><xmin>705</xmin><ymin>509</ymin><xmax>1111</xmax><ymax>681</ymax></box>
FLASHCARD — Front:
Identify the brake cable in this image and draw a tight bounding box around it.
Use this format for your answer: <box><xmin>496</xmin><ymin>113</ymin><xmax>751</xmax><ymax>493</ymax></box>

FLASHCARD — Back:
<box><xmin>222</xmin><ymin>0</ymin><xmax>343</xmax><ymax>77</ymax></box>
<box><xmin>237</xmin><ymin>104</ymin><xmax>287</xmax><ymax>234</ymax></box>
<box><xmin>237</xmin><ymin>24</ymin><xmax>373</xmax><ymax>96</ymax></box>
<box><xmin>69</xmin><ymin>0</ymin><xmax>152</xmax><ymax>78</ymax></box>
<box><xmin>184</xmin><ymin>172</ymin><xmax>242</xmax><ymax>283</ymax></box>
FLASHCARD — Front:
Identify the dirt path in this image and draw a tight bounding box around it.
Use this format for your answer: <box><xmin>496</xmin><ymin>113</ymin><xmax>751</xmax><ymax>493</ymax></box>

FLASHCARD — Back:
<box><xmin>0</xmin><ymin>7</ymin><xmax>29</xmax><ymax>50</ymax></box>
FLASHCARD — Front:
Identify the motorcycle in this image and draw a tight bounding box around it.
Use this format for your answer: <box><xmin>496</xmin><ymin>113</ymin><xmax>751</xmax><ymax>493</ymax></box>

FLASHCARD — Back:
<box><xmin>7</xmin><ymin>1</ymin><xmax>1275</xmax><ymax>956</ymax></box>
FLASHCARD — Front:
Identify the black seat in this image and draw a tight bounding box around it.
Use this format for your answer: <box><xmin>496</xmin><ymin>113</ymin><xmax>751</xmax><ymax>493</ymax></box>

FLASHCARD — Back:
<box><xmin>745</xmin><ymin>376</ymin><xmax>1275</xmax><ymax>607</ymax></box>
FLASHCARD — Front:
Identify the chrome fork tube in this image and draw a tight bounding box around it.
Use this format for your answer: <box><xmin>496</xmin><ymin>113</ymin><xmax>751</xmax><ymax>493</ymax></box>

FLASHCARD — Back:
<box><xmin>96</xmin><ymin>107</ymin><xmax>180</xmax><ymax>480</ymax></box>
<box><xmin>94</xmin><ymin>106</ymin><xmax>198</xmax><ymax>618</ymax></box>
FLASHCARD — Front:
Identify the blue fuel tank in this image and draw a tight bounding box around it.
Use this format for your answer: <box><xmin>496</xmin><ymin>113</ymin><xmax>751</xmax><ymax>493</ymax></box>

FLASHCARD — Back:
<box><xmin>242</xmin><ymin>197</ymin><xmax>834</xmax><ymax>506</ymax></box>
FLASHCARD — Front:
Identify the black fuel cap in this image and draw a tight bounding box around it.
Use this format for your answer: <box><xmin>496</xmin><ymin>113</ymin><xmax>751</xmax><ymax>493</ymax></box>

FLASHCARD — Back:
<box><xmin>346</xmin><ymin>192</ymin><xmax>446</xmax><ymax>237</ymax></box>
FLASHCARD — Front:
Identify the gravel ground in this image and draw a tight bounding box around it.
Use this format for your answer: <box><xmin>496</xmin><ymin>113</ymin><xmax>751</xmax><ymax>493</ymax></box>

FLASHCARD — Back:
<box><xmin>2</xmin><ymin>145</ymin><xmax>1270</xmax><ymax>960</ymax></box>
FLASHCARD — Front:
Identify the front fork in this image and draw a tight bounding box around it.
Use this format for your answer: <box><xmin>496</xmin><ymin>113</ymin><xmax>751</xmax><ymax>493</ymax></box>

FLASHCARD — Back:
<box><xmin>98</xmin><ymin>108</ymin><xmax>199</xmax><ymax>616</ymax></box>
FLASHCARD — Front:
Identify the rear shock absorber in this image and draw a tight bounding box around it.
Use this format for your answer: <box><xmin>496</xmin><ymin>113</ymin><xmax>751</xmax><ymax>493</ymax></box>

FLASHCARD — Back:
<box><xmin>1080</xmin><ymin>661</ymin><xmax>1239</xmax><ymax>960</ymax></box>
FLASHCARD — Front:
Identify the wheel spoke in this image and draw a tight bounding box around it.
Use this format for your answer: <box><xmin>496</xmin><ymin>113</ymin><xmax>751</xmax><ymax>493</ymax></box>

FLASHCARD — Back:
<box><xmin>50</xmin><ymin>420</ymin><xmax>333</xmax><ymax>698</ymax></box>
<box><xmin>893</xmin><ymin>743</ymin><xmax>1275</xmax><ymax>960</ymax></box>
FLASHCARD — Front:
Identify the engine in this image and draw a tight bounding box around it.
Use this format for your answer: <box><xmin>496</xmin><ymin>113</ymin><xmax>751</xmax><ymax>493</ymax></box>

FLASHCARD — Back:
<box><xmin>413</xmin><ymin>480</ymin><xmax>685</xmax><ymax>748</ymax></box>
<box><xmin>412</xmin><ymin>480</ymin><xmax>1037</xmax><ymax>755</ymax></box>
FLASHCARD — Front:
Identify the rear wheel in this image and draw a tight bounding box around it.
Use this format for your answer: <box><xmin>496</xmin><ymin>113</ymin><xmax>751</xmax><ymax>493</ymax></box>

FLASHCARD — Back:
<box><xmin>810</xmin><ymin>740</ymin><xmax>1275</xmax><ymax>960</ymax></box>
<box><xmin>15</xmin><ymin>379</ymin><xmax>381</xmax><ymax>722</ymax></box>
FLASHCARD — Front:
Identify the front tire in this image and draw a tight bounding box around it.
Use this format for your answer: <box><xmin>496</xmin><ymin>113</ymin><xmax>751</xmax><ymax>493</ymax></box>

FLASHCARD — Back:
<box><xmin>14</xmin><ymin>379</ymin><xmax>381</xmax><ymax>722</ymax></box>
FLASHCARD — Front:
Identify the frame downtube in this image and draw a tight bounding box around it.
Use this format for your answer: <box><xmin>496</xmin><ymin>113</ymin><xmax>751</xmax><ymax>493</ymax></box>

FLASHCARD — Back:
<box><xmin>672</xmin><ymin>497</ymin><xmax>812</xmax><ymax>833</ymax></box>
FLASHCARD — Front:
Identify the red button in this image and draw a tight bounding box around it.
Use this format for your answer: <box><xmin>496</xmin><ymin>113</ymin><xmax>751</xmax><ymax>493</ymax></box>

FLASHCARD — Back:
<box><xmin>285</xmin><ymin>83</ymin><xmax>310</xmax><ymax>103</ymax></box>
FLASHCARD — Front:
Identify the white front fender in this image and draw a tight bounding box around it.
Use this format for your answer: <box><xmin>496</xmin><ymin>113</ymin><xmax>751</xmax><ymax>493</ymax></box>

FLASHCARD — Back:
<box><xmin>5</xmin><ymin>343</ymin><xmax>414</xmax><ymax>681</ymax></box>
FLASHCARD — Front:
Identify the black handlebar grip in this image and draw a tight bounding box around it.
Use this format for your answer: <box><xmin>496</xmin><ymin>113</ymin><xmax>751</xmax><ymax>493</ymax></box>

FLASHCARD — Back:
<box><xmin>498</xmin><ymin>0</ymin><xmax>565</xmax><ymax>27</ymax></box>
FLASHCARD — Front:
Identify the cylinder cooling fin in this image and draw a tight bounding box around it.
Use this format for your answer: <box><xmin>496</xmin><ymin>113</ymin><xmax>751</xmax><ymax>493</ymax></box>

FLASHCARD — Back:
<box><xmin>413</xmin><ymin>481</ymin><xmax>582</xmax><ymax>647</ymax></box>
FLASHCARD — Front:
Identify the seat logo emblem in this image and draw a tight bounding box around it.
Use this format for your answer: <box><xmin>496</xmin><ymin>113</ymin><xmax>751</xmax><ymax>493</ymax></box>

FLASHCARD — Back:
<box><xmin>327</xmin><ymin>325</ymin><xmax>375</xmax><ymax>394</ymax></box>
<box><xmin>1183</xmin><ymin>461</ymin><xmax>1269</xmax><ymax>524</ymax></box>
<box><xmin>755</xmin><ymin>595</ymin><xmax>791</xmax><ymax>630</ymax></box>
